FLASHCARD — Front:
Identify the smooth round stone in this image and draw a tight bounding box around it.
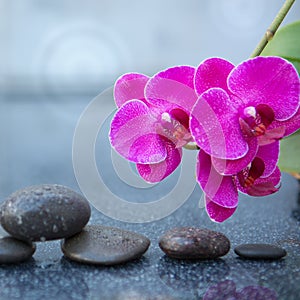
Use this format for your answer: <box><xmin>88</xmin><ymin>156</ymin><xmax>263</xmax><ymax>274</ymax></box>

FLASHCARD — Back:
<box><xmin>61</xmin><ymin>225</ymin><xmax>150</xmax><ymax>265</ymax></box>
<box><xmin>159</xmin><ymin>227</ymin><xmax>230</xmax><ymax>260</ymax></box>
<box><xmin>0</xmin><ymin>184</ymin><xmax>91</xmax><ymax>242</ymax></box>
<box><xmin>234</xmin><ymin>243</ymin><xmax>287</xmax><ymax>260</ymax></box>
<box><xmin>0</xmin><ymin>236</ymin><xmax>36</xmax><ymax>264</ymax></box>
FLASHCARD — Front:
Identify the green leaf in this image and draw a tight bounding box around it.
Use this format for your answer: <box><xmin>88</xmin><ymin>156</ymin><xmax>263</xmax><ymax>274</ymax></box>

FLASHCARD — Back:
<box><xmin>261</xmin><ymin>20</ymin><xmax>300</xmax><ymax>73</ymax></box>
<box><xmin>278</xmin><ymin>133</ymin><xmax>300</xmax><ymax>173</ymax></box>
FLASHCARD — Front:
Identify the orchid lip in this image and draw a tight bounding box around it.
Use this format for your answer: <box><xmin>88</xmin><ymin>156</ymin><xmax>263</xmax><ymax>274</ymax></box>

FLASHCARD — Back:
<box><xmin>240</xmin><ymin>104</ymin><xmax>275</xmax><ymax>138</ymax></box>
<box><xmin>156</xmin><ymin>112</ymin><xmax>192</xmax><ymax>147</ymax></box>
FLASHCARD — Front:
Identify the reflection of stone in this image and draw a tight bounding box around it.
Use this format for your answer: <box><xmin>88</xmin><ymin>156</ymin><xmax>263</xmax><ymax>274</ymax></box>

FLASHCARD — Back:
<box><xmin>61</xmin><ymin>255</ymin><xmax>151</xmax><ymax>279</ymax></box>
<box><xmin>203</xmin><ymin>280</ymin><xmax>277</xmax><ymax>300</ymax></box>
<box><xmin>157</xmin><ymin>256</ymin><xmax>229</xmax><ymax>294</ymax></box>
<box><xmin>292</xmin><ymin>209</ymin><xmax>300</xmax><ymax>222</ymax></box>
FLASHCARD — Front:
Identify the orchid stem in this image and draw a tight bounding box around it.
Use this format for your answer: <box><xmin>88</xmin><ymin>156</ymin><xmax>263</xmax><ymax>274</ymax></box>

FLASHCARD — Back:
<box><xmin>183</xmin><ymin>143</ymin><xmax>200</xmax><ymax>150</ymax></box>
<box><xmin>250</xmin><ymin>0</ymin><xmax>295</xmax><ymax>58</ymax></box>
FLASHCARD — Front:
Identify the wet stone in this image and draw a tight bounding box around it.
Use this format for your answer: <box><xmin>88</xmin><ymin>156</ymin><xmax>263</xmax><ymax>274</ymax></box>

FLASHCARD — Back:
<box><xmin>159</xmin><ymin>227</ymin><xmax>230</xmax><ymax>260</ymax></box>
<box><xmin>61</xmin><ymin>225</ymin><xmax>150</xmax><ymax>265</ymax></box>
<box><xmin>234</xmin><ymin>243</ymin><xmax>287</xmax><ymax>260</ymax></box>
<box><xmin>0</xmin><ymin>236</ymin><xmax>36</xmax><ymax>264</ymax></box>
<box><xmin>0</xmin><ymin>184</ymin><xmax>91</xmax><ymax>242</ymax></box>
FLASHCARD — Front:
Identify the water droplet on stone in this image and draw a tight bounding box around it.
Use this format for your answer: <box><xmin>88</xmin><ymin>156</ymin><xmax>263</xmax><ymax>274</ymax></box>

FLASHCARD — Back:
<box><xmin>16</xmin><ymin>216</ymin><xmax>22</xmax><ymax>225</ymax></box>
<box><xmin>34</xmin><ymin>190</ymin><xmax>43</xmax><ymax>196</ymax></box>
<box><xmin>53</xmin><ymin>225</ymin><xmax>58</xmax><ymax>233</ymax></box>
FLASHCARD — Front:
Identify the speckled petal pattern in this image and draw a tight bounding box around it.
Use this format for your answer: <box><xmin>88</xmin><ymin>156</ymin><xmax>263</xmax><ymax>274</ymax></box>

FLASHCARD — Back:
<box><xmin>228</xmin><ymin>56</ymin><xmax>300</xmax><ymax>120</ymax></box>
<box><xmin>145</xmin><ymin>66</ymin><xmax>198</xmax><ymax>112</ymax></box>
<box><xmin>114</xmin><ymin>73</ymin><xmax>149</xmax><ymax>108</ymax></box>
<box><xmin>194</xmin><ymin>57</ymin><xmax>234</xmax><ymax>95</ymax></box>
<box><xmin>137</xmin><ymin>138</ymin><xmax>182</xmax><ymax>183</ymax></box>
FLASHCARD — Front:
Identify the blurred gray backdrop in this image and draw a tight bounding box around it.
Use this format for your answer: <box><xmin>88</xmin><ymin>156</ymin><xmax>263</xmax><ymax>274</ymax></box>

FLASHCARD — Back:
<box><xmin>0</xmin><ymin>0</ymin><xmax>299</xmax><ymax>199</ymax></box>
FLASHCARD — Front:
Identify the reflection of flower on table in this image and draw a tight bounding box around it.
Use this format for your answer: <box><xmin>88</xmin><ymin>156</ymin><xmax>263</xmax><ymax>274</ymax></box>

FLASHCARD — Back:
<box><xmin>203</xmin><ymin>280</ymin><xmax>277</xmax><ymax>300</ymax></box>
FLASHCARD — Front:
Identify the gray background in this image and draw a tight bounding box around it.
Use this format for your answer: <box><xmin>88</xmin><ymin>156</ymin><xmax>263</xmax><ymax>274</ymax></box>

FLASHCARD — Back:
<box><xmin>0</xmin><ymin>0</ymin><xmax>300</xmax><ymax>199</ymax></box>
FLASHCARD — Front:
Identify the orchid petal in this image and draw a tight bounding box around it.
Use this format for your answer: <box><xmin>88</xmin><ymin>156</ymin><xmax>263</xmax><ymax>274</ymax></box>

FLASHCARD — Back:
<box><xmin>110</xmin><ymin>100</ymin><xmax>167</xmax><ymax>163</ymax></box>
<box><xmin>145</xmin><ymin>66</ymin><xmax>198</xmax><ymax>112</ymax></box>
<box><xmin>271</xmin><ymin>107</ymin><xmax>300</xmax><ymax>137</ymax></box>
<box><xmin>228</xmin><ymin>56</ymin><xmax>300</xmax><ymax>120</ymax></box>
<box><xmin>205</xmin><ymin>196</ymin><xmax>237</xmax><ymax>223</ymax></box>
<box><xmin>191</xmin><ymin>88</ymin><xmax>248</xmax><ymax>159</ymax></box>
<box><xmin>197</xmin><ymin>150</ymin><xmax>238</xmax><ymax>208</ymax></box>
<box><xmin>238</xmin><ymin>166</ymin><xmax>281</xmax><ymax>196</ymax></box>
<box><xmin>194</xmin><ymin>57</ymin><xmax>234</xmax><ymax>95</ymax></box>
<box><xmin>257</xmin><ymin>126</ymin><xmax>285</xmax><ymax>145</ymax></box>
<box><xmin>114</xmin><ymin>73</ymin><xmax>149</xmax><ymax>108</ymax></box>
<box><xmin>136</xmin><ymin>139</ymin><xmax>182</xmax><ymax>183</ymax></box>
<box><xmin>256</xmin><ymin>142</ymin><xmax>279</xmax><ymax>177</ymax></box>
<box><xmin>212</xmin><ymin>138</ymin><xmax>258</xmax><ymax>175</ymax></box>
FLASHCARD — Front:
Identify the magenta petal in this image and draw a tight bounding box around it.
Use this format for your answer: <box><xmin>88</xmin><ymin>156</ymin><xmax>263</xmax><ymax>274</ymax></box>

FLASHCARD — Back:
<box><xmin>110</xmin><ymin>100</ymin><xmax>166</xmax><ymax>163</ymax></box>
<box><xmin>271</xmin><ymin>107</ymin><xmax>300</xmax><ymax>137</ymax></box>
<box><xmin>197</xmin><ymin>150</ymin><xmax>238</xmax><ymax>208</ymax></box>
<box><xmin>228</xmin><ymin>56</ymin><xmax>300</xmax><ymax>120</ymax></box>
<box><xmin>254</xmin><ymin>166</ymin><xmax>281</xmax><ymax>187</ymax></box>
<box><xmin>190</xmin><ymin>88</ymin><xmax>248</xmax><ymax>159</ymax></box>
<box><xmin>114</xmin><ymin>73</ymin><xmax>149</xmax><ymax>108</ymax></box>
<box><xmin>205</xmin><ymin>196</ymin><xmax>237</xmax><ymax>222</ymax></box>
<box><xmin>212</xmin><ymin>138</ymin><xmax>258</xmax><ymax>175</ymax></box>
<box><xmin>136</xmin><ymin>139</ymin><xmax>182</xmax><ymax>183</ymax></box>
<box><xmin>257</xmin><ymin>126</ymin><xmax>285</xmax><ymax>146</ymax></box>
<box><xmin>238</xmin><ymin>167</ymin><xmax>281</xmax><ymax>196</ymax></box>
<box><xmin>194</xmin><ymin>58</ymin><xmax>235</xmax><ymax>95</ymax></box>
<box><xmin>145</xmin><ymin>66</ymin><xmax>198</xmax><ymax>112</ymax></box>
<box><xmin>256</xmin><ymin>142</ymin><xmax>279</xmax><ymax>177</ymax></box>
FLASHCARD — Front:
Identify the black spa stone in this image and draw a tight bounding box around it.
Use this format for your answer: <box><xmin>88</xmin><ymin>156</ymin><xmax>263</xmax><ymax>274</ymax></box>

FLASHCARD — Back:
<box><xmin>234</xmin><ymin>243</ymin><xmax>287</xmax><ymax>260</ymax></box>
<box><xmin>0</xmin><ymin>236</ymin><xmax>36</xmax><ymax>264</ymax></box>
<box><xmin>61</xmin><ymin>225</ymin><xmax>150</xmax><ymax>265</ymax></box>
<box><xmin>0</xmin><ymin>184</ymin><xmax>91</xmax><ymax>242</ymax></box>
<box><xmin>159</xmin><ymin>227</ymin><xmax>230</xmax><ymax>260</ymax></box>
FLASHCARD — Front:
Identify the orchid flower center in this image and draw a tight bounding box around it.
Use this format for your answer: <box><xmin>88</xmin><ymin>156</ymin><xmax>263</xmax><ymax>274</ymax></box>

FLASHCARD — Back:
<box><xmin>237</xmin><ymin>157</ymin><xmax>265</xmax><ymax>188</ymax></box>
<box><xmin>157</xmin><ymin>112</ymin><xmax>191</xmax><ymax>148</ymax></box>
<box><xmin>243</xmin><ymin>106</ymin><xmax>266</xmax><ymax>136</ymax></box>
<box><xmin>240</xmin><ymin>104</ymin><xmax>275</xmax><ymax>138</ymax></box>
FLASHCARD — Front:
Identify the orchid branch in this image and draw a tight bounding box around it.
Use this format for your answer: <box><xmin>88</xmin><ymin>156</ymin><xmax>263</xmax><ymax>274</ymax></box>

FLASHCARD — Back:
<box><xmin>250</xmin><ymin>0</ymin><xmax>295</xmax><ymax>58</ymax></box>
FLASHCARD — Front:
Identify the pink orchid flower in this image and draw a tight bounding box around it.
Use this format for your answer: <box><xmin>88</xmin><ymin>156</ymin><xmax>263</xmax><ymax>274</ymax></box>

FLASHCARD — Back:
<box><xmin>109</xmin><ymin>66</ymin><xmax>198</xmax><ymax>183</ymax></box>
<box><xmin>190</xmin><ymin>56</ymin><xmax>300</xmax><ymax>161</ymax></box>
<box><xmin>197</xmin><ymin>142</ymin><xmax>281</xmax><ymax>222</ymax></box>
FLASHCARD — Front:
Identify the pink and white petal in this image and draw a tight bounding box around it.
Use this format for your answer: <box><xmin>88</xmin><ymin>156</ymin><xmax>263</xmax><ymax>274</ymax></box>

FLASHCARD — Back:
<box><xmin>197</xmin><ymin>150</ymin><xmax>238</xmax><ymax>208</ymax></box>
<box><xmin>110</xmin><ymin>100</ymin><xmax>152</xmax><ymax>135</ymax></box>
<box><xmin>128</xmin><ymin>133</ymin><xmax>168</xmax><ymax>163</ymax></box>
<box><xmin>114</xmin><ymin>73</ymin><xmax>149</xmax><ymax>108</ymax></box>
<box><xmin>212</xmin><ymin>138</ymin><xmax>258</xmax><ymax>175</ymax></box>
<box><xmin>110</xmin><ymin>100</ymin><xmax>166</xmax><ymax>163</ymax></box>
<box><xmin>136</xmin><ymin>140</ymin><xmax>182</xmax><ymax>183</ymax></box>
<box><xmin>205</xmin><ymin>196</ymin><xmax>237</xmax><ymax>223</ymax></box>
<box><xmin>228</xmin><ymin>56</ymin><xmax>300</xmax><ymax>120</ymax></box>
<box><xmin>256</xmin><ymin>142</ymin><xmax>279</xmax><ymax>178</ymax></box>
<box><xmin>190</xmin><ymin>88</ymin><xmax>248</xmax><ymax>159</ymax></box>
<box><xmin>145</xmin><ymin>66</ymin><xmax>198</xmax><ymax>112</ymax></box>
<box><xmin>194</xmin><ymin>57</ymin><xmax>235</xmax><ymax>96</ymax></box>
